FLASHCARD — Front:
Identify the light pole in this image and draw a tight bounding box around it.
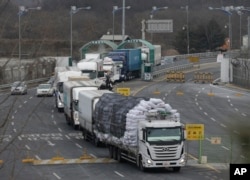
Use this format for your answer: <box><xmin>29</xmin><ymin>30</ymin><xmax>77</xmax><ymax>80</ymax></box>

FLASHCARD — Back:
<box><xmin>70</xmin><ymin>6</ymin><xmax>91</xmax><ymax>59</ymax></box>
<box><xmin>181</xmin><ymin>5</ymin><xmax>189</xmax><ymax>54</ymax></box>
<box><xmin>208</xmin><ymin>6</ymin><xmax>234</xmax><ymax>50</ymax></box>
<box><xmin>112</xmin><ymin>5</ymin><xmax>131</xmax><ymax>42</ymax></box>
<box><xmin>234</xmin><ymin>6</ymin><xmax>250</xmax><ymax>48</ymax></box>
<box><xmin>150</xmin><ymin>6</ymin><xmax>168</xmax><ymax>42</ymax></box>
<box><xmin>18</xmin><ymin>6</ymin><xmax>41</xmax><ymax>80</ymax></box>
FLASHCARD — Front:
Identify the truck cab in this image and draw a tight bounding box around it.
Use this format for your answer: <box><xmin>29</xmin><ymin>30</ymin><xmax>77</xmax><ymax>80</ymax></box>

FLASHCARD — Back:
<box><xmin>137</xmin><ymin>119</ymin><xmax>186</xmax><ymax>171</ymax></box>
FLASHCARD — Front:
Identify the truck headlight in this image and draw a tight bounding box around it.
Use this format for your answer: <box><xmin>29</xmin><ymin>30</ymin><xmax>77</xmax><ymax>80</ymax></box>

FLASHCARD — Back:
<box><xmin>179</xmin><ymin>154</ymin><xmax>186</xmax><ymax>165</ymax></box>
<box><xmin>74</xmin><ymin>112</ymin><xmax>79</xmax><ymax>121</ymax></box>
<box><xmin>58</xmin><ymin>102</ymin><xmax>63</xmax><ymax>106</ymax></box>
<box><xmin>146</xmin><ymin>159</ymin><xmax>153</xmax><ymax>165</ymax></box>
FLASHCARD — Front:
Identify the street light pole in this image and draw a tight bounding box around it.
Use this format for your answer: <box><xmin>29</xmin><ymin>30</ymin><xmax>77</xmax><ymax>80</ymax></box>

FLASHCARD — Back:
<box><xmin>208</xmin><ymin>6</ymin><xmax>234</xmax><ymax>50</ymax></box>
<box><xmin>122</xmin><ymin>0</ymin><xmax>125</xmax><ymax>42</ymax></box>
<box><xmin>18</xmin><ymin>6</ymin><xmax>41</xmax><ymax>81</ymax></box>
<box><xmin>150</xmin><ymin>6</ymin><xmax>168</xmax><ymax>43</ymax></box>
<box><xmin>70</xmin><ymin>6</ymin><xmax>91</xmax><ymax>59</ymax></box>
<box><xmin>112</xmin><ymin>5</ymin><xmax>131</xmax><ymax>43</ymax></box>
<box><xmin>181</xmin><ymin>5</ymin><xmax>189</xmax><ymax>54</ymax></box>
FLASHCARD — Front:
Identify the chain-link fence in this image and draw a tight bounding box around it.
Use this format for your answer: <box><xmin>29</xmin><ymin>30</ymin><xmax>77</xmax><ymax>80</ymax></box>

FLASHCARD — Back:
<box><xmin>232</xmin><ymin>58</ymin><xmax>250</xmax><ymax>89</ymax></box>
<box><xmin>0</xmin><ymin>59</ymin><xmax>55</xmax><ymax>84</ymax></box>
<box><xmin>188</xmin><ymin>134</ymin><xmax>250</xmax><ymax>164</ymax></box>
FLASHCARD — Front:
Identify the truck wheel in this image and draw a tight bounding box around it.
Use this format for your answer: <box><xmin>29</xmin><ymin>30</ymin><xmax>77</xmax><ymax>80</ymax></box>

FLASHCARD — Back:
<box><xmin>117</xmin><ymin>148</ymin><xmax>123</xmax><ymax>162</ymax></box>
<box><xmin>108</xmin><ymin>146</ymin><xmax>113</xmax><ymax>158</ymax></box>
<box><xmin>94</xmin><ymin>137</ymin><xmax>100</xmax><ymax>147</ymax></box>
<box><xmin>173</xmin><ymin>167</ymin><xmax>181</xmax><ymax>172</ymax></box>
<box><xmin>112</xmin><ymin>147</ymin><xmax>118</xmax><ymax>160</ymax></box>
<box><xmin>139</xmin><ymin>156</ymin><xmax>146</xmax><ymax>172</ymax></box>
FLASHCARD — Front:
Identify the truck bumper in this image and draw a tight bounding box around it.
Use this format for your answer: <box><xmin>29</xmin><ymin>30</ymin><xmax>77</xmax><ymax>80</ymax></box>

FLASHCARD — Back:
<box><xmin>143</xmin><ymin>154</ymin><xmax>186</xmax><ymax>168</ymax></box>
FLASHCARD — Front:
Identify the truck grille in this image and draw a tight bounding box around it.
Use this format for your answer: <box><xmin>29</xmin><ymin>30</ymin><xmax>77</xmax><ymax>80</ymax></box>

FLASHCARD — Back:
<box><xmin>150</xmin><ymin>145</ymin><xmax>179</xmax><ymax>160</ymax></box>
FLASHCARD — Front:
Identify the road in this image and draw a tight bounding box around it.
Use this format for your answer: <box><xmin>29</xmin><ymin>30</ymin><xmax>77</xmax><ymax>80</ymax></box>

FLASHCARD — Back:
<box><xmin>1</xmin><ymin>62</ymin><xmax>249</xmax><ymax>180</ymax></box>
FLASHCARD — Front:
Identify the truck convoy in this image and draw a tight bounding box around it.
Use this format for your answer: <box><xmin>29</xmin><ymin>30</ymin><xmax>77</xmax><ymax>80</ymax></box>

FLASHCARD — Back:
<box><xmin>63</xmin><ymin>81</ymin><xmax>101</xmax><ymax>129</ymax></box>
<box><xmin>106</xmin><ymin>49</ymin><xmax>142</xmax><ymax>81</ymax></box>
<box><xmin>78</xmin><ymin>90</ymin><xmax>186</xmax><ymax>171</ymax></box>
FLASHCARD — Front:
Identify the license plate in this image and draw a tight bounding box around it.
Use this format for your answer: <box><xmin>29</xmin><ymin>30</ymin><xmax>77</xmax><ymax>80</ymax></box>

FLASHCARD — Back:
<box><xmin>163</xmin><ymin>161</ymin><xmax>170</xmax><ymax>166</ymax></box>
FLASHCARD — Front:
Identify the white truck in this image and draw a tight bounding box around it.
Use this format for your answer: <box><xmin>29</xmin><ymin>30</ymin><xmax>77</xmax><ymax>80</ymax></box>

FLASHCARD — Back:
<box><xmin>63</xmin><ymin>81</ymin><xmax>101</xmax><ymax>129</ymax></box>
<box><xmin>78</xmin><ymin>90</ymin><xmax>113</xmax><ymax>145</ymax></box>
<box><xmin>53</xmin><ymin>69</ymin><xmax>82</xmax><ymax>112</ymax></box>
<box><xmin>103</xmin><ymin>57</ymin><xmax>122</xmax><ymax>83</ymax></box>
<box><xmin>79</xmin><ymin>92</ymin><xmax>187</xmax><ymax>171</ymax></box>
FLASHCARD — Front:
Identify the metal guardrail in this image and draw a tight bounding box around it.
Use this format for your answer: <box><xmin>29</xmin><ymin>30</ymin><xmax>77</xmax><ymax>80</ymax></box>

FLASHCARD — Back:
<box><xmin>0</xmin><ymin>77</ymin><xmax>50</xmax><ymax>91</ymax></box>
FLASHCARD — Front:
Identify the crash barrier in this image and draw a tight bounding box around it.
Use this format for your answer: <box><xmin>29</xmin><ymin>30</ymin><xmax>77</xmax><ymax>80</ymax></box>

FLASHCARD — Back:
<box><xmin>152</xmin><ymin>63</ymin><xmax>193</xmax><ymax>79</ymax></box>
<box><xmin>194</xmin><ymin>72</ymin><xmax>213</xmax><ymax>83</ymax></box>
<box><xmin>166</xmin><ymin>71</ymin><xmax>185</xmax><ymax>82</ymax></box>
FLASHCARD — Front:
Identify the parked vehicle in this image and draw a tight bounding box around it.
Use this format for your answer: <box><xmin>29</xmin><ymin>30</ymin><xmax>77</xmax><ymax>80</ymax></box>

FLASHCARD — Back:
<box><xmin>78</xmin><ymin>91</ymin><xmax>186</xmax><ymax>171</ymax></box>
<box><xmin>36</xmin><ymin>83</ymin><xmax>54</xmax><ymax>97</ymax></box>
<box><xmin>106</xmin><ymin>49</ymin><xmax>142</xmax><ymax>81</ymax></box>
<box><xmin>63</xmin><ymin>80</ymin><xmax>100</xmax><ymax>129</ymax></box>
<box><xmin>10</xmin><ymin>81</ymin><xmax>27</xmax><ymax>95</ymax></box>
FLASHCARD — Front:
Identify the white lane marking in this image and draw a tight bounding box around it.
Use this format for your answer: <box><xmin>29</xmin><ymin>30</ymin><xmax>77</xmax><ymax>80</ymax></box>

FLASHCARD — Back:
<box><xmin>18</xmin><ymin>136</ymin><xmax>22</xmax><ymax>140</ymax></box>
<box><xmin>234</xmin><ymin>108</ymin><xmax>239</xmax><ymax>111</ymax></box>
<box><xmin>199</xmin><ymin>106</ymin><xmax>202</xmax><ymax>110</ymax></box>
<box><xmin>220</xmin><ymin>123</ymin><xmax>227</xmax><ymax>128</ymax></box>
<box><xmin>90</xmin><ymin>154</ymin><xmax>97</xmax><ymax>158</ymax></box>
<box><xmin>114</xmin><ymin>171</ymin><xmax>124</xmax><ymax>178</ymax></box>
<box><xmin>240</xmin><ymin>155</ymin><xmax>246</xmax><ymax>159</ymax></box>
<box><xmin>222</xmin><ymin>146</ymin><xmax>230</xmax><ymax>151</ymax></box>
<box><xmin>242</xmin><ymin>113</ymin><xmax>246</xmax><ymax>117</ymax></box>
<box><xmin>210</xmin><ymin>117</ymin><xmax>216</xmax><ymax>122</ymax></box>
<box><xmin>13</xmin><ymin>129</ymin><xmax>17</xmax><ymax>133</ymax></box>
<box><xmin>14</xmin><ymin>110</ymin><xmax>17</xmax><ymax>114</ymax></box>
<box><xmin>75</xmin><ymin>143</ymin><xmax>82</xmax><ymax>149</ymax></box>
<box><xmin>195</xmin><ymin>102</ymin><xmax>199</xmax><ymax>106</ymax></box>
<box><xmin>65</xmin><ymin>135</ymin><xmax>70</xmax><ymax>140</ymax></box>
<box><xmin>19</xmin><ymin>105</ymin><xmax>22</xmax><ymax>108</ymax></box>
<box><xmin>24</xmin><ymin>101</ymin><xmax>27</xmax><ymax>104</ymax></box>
<box><xmin>25</xmin><ymin>145</ymin><xmax>30</xmax><ymax>150</ymax></box>
<box><xmin>53</xmin><ymin>121</ymin><xmax>57</xmax><ymax>125</ymax></box>
<box><xmin>53</xmin><ymin>173</ymin><xmax>61</xmax><ymax>180</ymax></box>
<box><xmin>35</xmin><ymin>155</ymin><xmax>41</xmax><ymax>160</ymax></box>
<box><xmin>51</xmin><ymin>109</ymin><xmax>54</xmax><ymax>113</ymax></box>
<box><xmin>29</xmin><ymin>96</ymin><xmax>33</xmax><ymax>99</ymax></box>
<box><xmin>58</xmin><ymin>128</ymin><xmax>62</xmax><ymax>132</ymax></box>
<box><xmin>204</xmin><ymin>112</ymin><xmax>208</xmax><ymax>116</ymax></box>
<box><xmin>12</xmin><ymin>116</ymin><xmax>14</xmax><ymax>119</ymax></box>
<box><xmin>11</xmin><ymin>122</ymin><xmax>14</xmax><ymax>126</ymax></box>
<box><xmin>233</xmin><ymin>130</ymin><xmax>240</xmax><ymax>135</ymax></box>
<box><xmin>47</xmin><ymin>141</ymin><xmax>55</xmax><ymax>146</ymax></box>
<box><xmin>51</xmin><ymin>114</ymin><xmax>54</xmax><ymax>119</ymax></box>
<box><xmin>230</xmin><ymin>103</ymin><xmax>233</xmax><ymax>107</ymax></box>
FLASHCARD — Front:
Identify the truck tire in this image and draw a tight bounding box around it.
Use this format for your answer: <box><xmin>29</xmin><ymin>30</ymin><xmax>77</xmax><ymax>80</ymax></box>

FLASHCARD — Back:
<box><xmin>139</xmin><ymin>156</ymin><xmax>146</xmax><ymax>172</ymax></box>
<box><xmin>173</xmin><ymin>167</ymin><xmax>181</xmax><ymax>172</ymax></box>
<box><xmin>112</xmin><ymin>147</ymin><xmax>118</xmax><ymax>160</ymax></box>
<box><xmin>108</xmin><ymin>146</ymin><xmax>113</xmax><ymax>158</ymax></box>
<box><xmin>117</xmin><ymin>148</ymin><xmax>124</xmax><ymax>162</ymax></box>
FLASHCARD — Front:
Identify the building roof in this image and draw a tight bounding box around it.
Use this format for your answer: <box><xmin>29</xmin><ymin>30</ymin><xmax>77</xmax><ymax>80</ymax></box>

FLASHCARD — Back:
<box><xmin>100</xmin><ymin>35</ymin><xmax>130</xmax><ymax>41</ymax></box>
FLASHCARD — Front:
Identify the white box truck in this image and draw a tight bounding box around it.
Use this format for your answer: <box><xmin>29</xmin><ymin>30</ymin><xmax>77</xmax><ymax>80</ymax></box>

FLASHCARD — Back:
<box><xmin>79</xmin><ymin>92</ymin><xmax>187</xmax><ymax>171</ymax></box>
<box><xmin>63</xmin><ymin>81</ymin><xmax>101</xmax><ymax>129</ymax></box>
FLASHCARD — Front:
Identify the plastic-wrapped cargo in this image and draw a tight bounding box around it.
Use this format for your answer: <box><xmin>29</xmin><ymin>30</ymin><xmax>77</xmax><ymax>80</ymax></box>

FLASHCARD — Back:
<box><xmin>94</xmin><ymin>93</ymin><xmax>181</xmax><ymax>147</ymax></box>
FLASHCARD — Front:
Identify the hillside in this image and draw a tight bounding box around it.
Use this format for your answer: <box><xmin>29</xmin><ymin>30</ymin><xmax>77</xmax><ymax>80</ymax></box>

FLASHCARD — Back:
<box><xmin>1</xmin><ymin>0</ymin><xmax>250</xmax><ymax>58</ymax></box>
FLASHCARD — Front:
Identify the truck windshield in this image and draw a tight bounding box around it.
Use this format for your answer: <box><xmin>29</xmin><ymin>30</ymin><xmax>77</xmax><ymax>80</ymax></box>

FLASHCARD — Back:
<box><xmin>146</xmin><ymin>127</ymin><xmax>182</xmax><ymax>144</ymax></box>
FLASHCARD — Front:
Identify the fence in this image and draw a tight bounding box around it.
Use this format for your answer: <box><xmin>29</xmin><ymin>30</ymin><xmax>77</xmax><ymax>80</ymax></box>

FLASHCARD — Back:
<box><xmin>188</xmin><ymin>134</ymin><xmax>250</xmax><ymax>164</ymax></box>
<box><xmin>232</xmin><ymin>58</ymin><xmax>250</xmax><ymax>89</ymax></box>
<box><xmin>0</xmin><ymin>59</ymin><xmax>55</xmax><ymax>85</ymax></box>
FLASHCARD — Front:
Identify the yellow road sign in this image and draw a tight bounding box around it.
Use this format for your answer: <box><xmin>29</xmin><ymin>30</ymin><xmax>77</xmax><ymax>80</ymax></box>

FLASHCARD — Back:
<box><xmin>188</xmin><ymin>56</ymin><xmax>200</xmax><ymax>63</ymax></box>
<box><xmin>186</xmin><ymin>124</ymin><xmax>204</xmax><ymax>140</ymax></box>
<box><xmin>116</xmin><ymin>88</ymin><xmax>130</xmax><ymax>96</ymax></box>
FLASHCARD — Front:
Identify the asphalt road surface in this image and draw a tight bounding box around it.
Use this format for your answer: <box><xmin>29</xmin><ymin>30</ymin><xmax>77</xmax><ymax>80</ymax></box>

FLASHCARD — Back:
<box><xmin>1</xmin><ymin>62</ymin><xmax>249</xmax><ymax>180</ymax></box>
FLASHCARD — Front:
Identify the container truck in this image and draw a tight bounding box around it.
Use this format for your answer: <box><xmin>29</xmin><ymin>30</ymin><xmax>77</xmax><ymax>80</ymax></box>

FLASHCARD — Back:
<box><xmin>77</xmin><ymin>58</ymin><xmax>108</xmax><ymax>89</ymax></box>
<box><xmin>106</xmin><ymin>49</ymin><xmax>142</xmax><ymax>81</ymax></box>
<box><xmin>53</xmin><ymin>69</ymin><xmax>82</xmax><ymax>112</ymax></box>
<box><xmin>79</xmin><ymin>92</ymin><xmax>187</xmax><ymax>171</ymax></box>
<box><xmin>78</xmin><ymin>90</ymin><xmax>113</xmax><ymax>145</ymax></box>
<box><xmin>63</xmin><ymin>81</ymin><xmax>100</xmax><ymax>129</ymax></box>
<box><xmin>103</xmin><ymin>57</ymin><xmax>122</xmax><ymax>83</ymax></box>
